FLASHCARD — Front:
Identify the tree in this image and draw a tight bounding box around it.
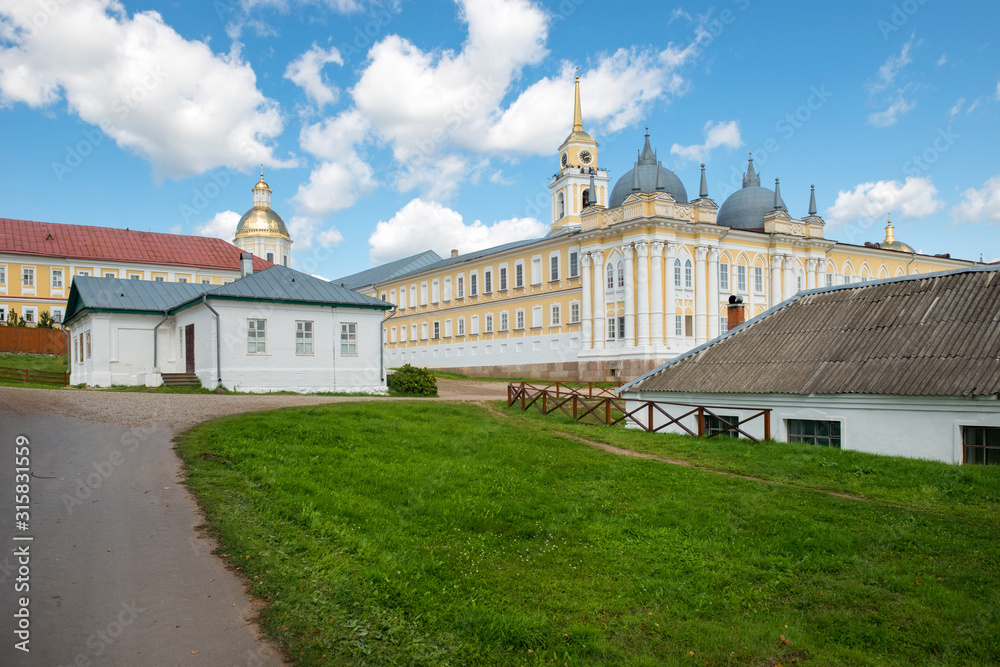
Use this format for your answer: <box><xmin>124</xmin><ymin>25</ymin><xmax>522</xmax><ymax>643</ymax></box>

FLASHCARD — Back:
<box><xmin>6</xmin><ymin>308</ymin><xmax>23</xmax><ymax>327</ymax></box>
<box><xmin>37</xmin><ymin>310</ymin><xmax>54</xmax><ymax>329</ymax></box>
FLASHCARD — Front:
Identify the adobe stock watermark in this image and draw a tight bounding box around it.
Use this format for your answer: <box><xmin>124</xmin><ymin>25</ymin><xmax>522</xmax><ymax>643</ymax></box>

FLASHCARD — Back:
<box><xmin>877</xmin><ymin>0</ymin><xmax>931</xmax><ymax>39</ymax></box>
<box><xmin>686</xmin><ymin>0</ymin><xmax>752</xmax><ymax>60</ymax></box>
<box><xmin>52</xmin><ymin>65</ymin><xmax>166</xmax><ymax>183</ymax></box>
<box><xmin>14</xmin><ymin>0</ymin><xmax>72</xmax><ymax>39</ymax></box>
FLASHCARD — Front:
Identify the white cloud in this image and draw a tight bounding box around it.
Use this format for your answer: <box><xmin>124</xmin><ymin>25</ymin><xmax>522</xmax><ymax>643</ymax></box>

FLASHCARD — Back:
<box><xmin>866</xmin><ymin>35</ymin><xmax>918</xmax><ymax>127</ymax></box>
<box><xmin>0</xmin><ymin>0</ymin><xmax>289</xmax><ymax>179</ymax></box>
<box><xmin>670</xmin><ymin>120</ymin><xmax>742</xmax><ymax>164</ymax></box>
<box><xmin>196</xmin><ymin>210</ymin><xmax>241</xmax><ymax>240</ymax></box>
<box><xmin>284</xmin><ymin>43</ymin><xmax>344</xmax><ymax>108</ymax></box>
<box><xmin>286</xmin><ymin>214</ymin><xmax>345</xmax><ymax>253</ymax></box>
<box><xmin>368</xmin><ymin>198</ymin><xmax>547</xmax><ymax>264</ymax></box>
<box><xmin>868</xmin><ymin>95</ymin><xmax>916</xmax><ymax>127</ymax></box>
<box><xmin>292</xmin><ymin>154</ymin><xmax>377</xmax><ymax>217</ymax></box>
<box><xmin>936</xmin><ymin>53</ymin><xmax>947</xmax><ymax>66</ymax></box>
<box><xmin>949</xmin><ymin>97</ymin><xmax>965</xmax><ymax>118</ymax></box>
<box><xmin>825</xmin><ymin>176</ymin><xmax>943</xmax><ymax>226</ymax></box>
<box><xmin>952</xmin><ymin>175</ymin><xmax>1000</xmax><ymax>225</ymax></box>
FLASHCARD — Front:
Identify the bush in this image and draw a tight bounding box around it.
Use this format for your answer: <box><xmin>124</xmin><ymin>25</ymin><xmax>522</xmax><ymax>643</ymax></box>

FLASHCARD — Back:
<box><xmin>387</xmin><ymin>364</ymin><xmax>438</xmax><ymax>397</ymax></box>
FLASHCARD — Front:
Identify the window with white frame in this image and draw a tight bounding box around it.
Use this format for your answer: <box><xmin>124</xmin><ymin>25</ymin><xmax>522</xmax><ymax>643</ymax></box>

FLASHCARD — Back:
<box><xmin>684</xmin><ymin>259</ymin><xmax>692</xmax><ymax>289</ymax></box>
<box><xmin>443</xmin><ymin>277</ymin><xmax>452</xmax><ymax>301</ymax></box>
<box><xmin>607</xmin><ymin>263</ymin><xmax>615</xmax><ymax>289</ymax></box>
<box><xmin>719</xmin><ymin>263</ymin><xmax>729</xmax><ymax>291</ymax></box>
<box><xmin>410</xmin><ymin>323</ymin><xmax>417</xmax><ymax>340</ymax></box>
<box><xmin>531</xmin><ymin>256</ymin><xmax>542</xmax><ymax>285</ymax></box>
<box><xmin>531</xmin><ymin>305</ymin><xmax>542</xmax><ymax>328</ymax></box>
<box><xmin>685</xmin><ymin>315</ymin><xmax>693</xmax><ymax>337</ymax></box>
<box><xmin>420</xmin><ymin>281</ymin><xmax>428</xmax><ymax>305</ymax></box>
<box><xmin>754</xmin><ymin>266</ymin><xmax>764</xmax><ymax>293</ymax></box>
<box><xmin>485</xmin><ymin>313</ymin><xmax>493</xmax><ymax>333</ymax></box>
<box><xmin>104</xmin><ymin>271</ymin><xmax>117</xmax><ymax>279</ymax></box>
<box><xmin>607</xmin><ymin>317</ymin><xmax>616</xmax><ymax>339</ymax></box>
<box><xmin>420</xmin><ymin>322</ymin><xmax>428</xmax><ymax>340</ymax></box>
<box><xmin>445</xmin><ymin>319</ymin><xmax>453</xmax><ymax>337</ymax></box>
<box><xmin>51</xmin><ymin>269</ymin><xmax>64</xmax><ymax>289</ymax></box>
<box><xmin>390</xmin><ymin>326</ymin><xmax>397</xmax><ymax>343</ymax></box>
<box><xmin>23</xmin><ymin>307</ymin><xmax>36</xmax><ymax>324</ymax></box>
<box><xmin>570</xmin><ymin>301</ymin><xmax>580</xmax><ymax>323</ymax></box>
<box><xmin>617</xmin><ymin>261</ymin><xmax>625</xmax><ymax>289</ymax></box>
<box><xmin>177</xmin><ymin>277</ymin><xmax>188</xmax><ymax>283</ymax></box>
<box><xmin>720</xmin><ymin>315</ymin><xmax>728</xmax><ymax>333</ymax></box>
<box><xmin>85</xmin><ymin>331</ymin><xmax>91</xmax><ymax>358</ymax></box>
<box><xmin>432</xmin><ymin>279</ymin><xmax>440</xmax><ymax>303</ymax></box>
<box><xmin>515</xmin><ymin>309</ymin><xmax>525</xmax><ymax>329</ymax></box>
<box><xmin>129</xmin><ymin>273</ymin><xmax>142</xmax><ymax>280</ymax></box>
<box><xmin>569</xmin><ymin>250</ymin><xmax>579</xmax><ymax>278</ymax></box>
<box><xmin>202</xmin><ymin>279</ymin><xmax>212</xmax><ymax>285</ymax></box>
<box><xmin>22</xmin><ymin>266</ymin><xmax>34</xmax><ymax>287</ymax></box>
<box><xmin>470</xmin><ymin>271</ymin><xmax>478</xmax><ymax>296</ymax></box>
<box><xmin>0</xmin><ymin>265</ymin><xmax>5</xmax><ymax>285</ymax></box>
<box><xmin>433</xmin><ymin>321</ymin><xmax>440</xmax><ymax>339</ymax></box>
<box><xmin>410</xmin><ymin>284</ymin><xmax>417</xmax><ymax>306</ymax></box>
<box><xmin>825</xmin><ymin>272</ymin><xmax>834</xmax><ymax>287</ymax></box>
<box><xmin>550</xmin><ymin>253</ymin><xmax>559</xmax><ymax>281</ymax></box>
<box><xmin>51</xmin><ymin>308</ymin><xmax>62</xmax><ymax>324</ymax></box>
<box><xmin>458</xmin><ymin>317</ymin><xmax>465</xmax><ymax>336</ymax></box>
<box><xmin>296</xmin><ymin>321</ymin><xmax>314</xmax><ymax>354</ymax></box>
<box><xmin>484</xmin><ymin>268</ymin><xmax>492</xmax><ymax>294</ymax></box>
<box><xmin>77</xmin><ymin>270</ymin><xmax>90</xmax><ymax>277</ymax></box>
<box><xmin>0</xmin><ymin>306</ymin><xmax>7</xmax><ymax>323</ymax></box>
<box><xmin>673</xmin><ymin>258</ymin><xmax>681</xmax><ymax>287</ymax></box>
<box><xmin>499</xmin><ymin>265</ymin><xmax>508</xmax><ymax>291</ymax></box>
<box><xmin>737</xmin><ymin>265</ymin><xmax>747</xmax><ymax>292</ymax></box>
<box><xmin>550</xmin><ymin>304</ymin><xmax>561</xmax><ymax>326</ymax></box>
<box><xmin>500</xmin><ymin>311</ymin><xmax>509</xmax><ymax>331</ymax></box>
<box><xmin>390</xmin><ymin>288</ymin><xmax>396</xmax><ymax>304</ymax></box>
<box><xmin>400</xmin><ymin>326</ymin><xmax>407</xmax><ymax>343</ymax></box>
<box><xmin>153</xmin><ymin>276</ymin><xmax>164</xmax><ymax>282</ymax></box>
<box><xmin>515</xmin><ymin>261</ymin><xmax>524</xmax><ymax>288</ymax></box>
<box><xmin>797</xmin><ymin>274</ymin><xmax>804</xmax><ymax>291</ymax></box>
<box><xmin>675</xmin><ymin>315</ymin><xmax>682</xmax><ymax>337</ymax></box>
<box><xmin>457</xmin><ymin>275</ymin><xmax>465</xmax><ymax>298</ymax></box>
<box><xmin>398</xmin><ymin>287</ymin><xmax>406</xmax><ymax>309</ymax></box>
<box><xmin>247</xmin><ymin>319</ymin><xmax>266</xmax><ymax>354</ymax></box>
<box><xmin>341</xmin><ymin>322</ymin><xmax>358</xmax><ymax>354</ymax></box>
<box><xmin>381</xmin><ymin>291</ymin><xmax>387</xmax><ymax>302</ymax></box>
<box><xmin>471</xmin><ymin>315</ymin><xmax>479</xmax><ymax>335</ymax></box>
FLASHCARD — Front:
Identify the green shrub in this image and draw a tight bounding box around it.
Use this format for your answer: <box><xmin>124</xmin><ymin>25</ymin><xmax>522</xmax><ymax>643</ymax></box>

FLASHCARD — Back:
<box><xmin>387</xmin><ymin>364</ymin><xmax>438</xmax><ymax>397</ymax></box>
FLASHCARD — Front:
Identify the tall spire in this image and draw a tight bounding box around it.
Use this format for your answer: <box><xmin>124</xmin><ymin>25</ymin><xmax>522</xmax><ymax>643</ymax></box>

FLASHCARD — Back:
<box><xmin>808</xmin><ymin>184</ymin><xmax>817</xmax><ymax>216</ymax></box>
<box><xmin>253</xmin><ymin>167</ymin><xmax>272</xmax><ymax>209</ymax></box>
<box><xmin>572</xmin><ymin>68</ymin><xmax>583</xmax><ymax>133</ymax></box>
<box><xmin>588</xmin><ymin>172</ymin><xmax>597</xmax><ymax>207</ymax></box>
<box><xmin>699</xmin><ymin>163</ymin><xmax>709</xmax><ymax>198</ymax></box>
<box><xmin>655</xmin><ymin>161</ymin><xmax>664</xmax><ymax>191</ymax></box>
<box><xmin>773</xmin><ymin>178</ymin><xmax>786</xmax><ymax>211</ymax></box>
<box><xmin>743</xmin><ymin>152</ymin><xmax>759</xmax><ymax>188</ymax></box>
<box><xmin>884</xmin><ymin>213</ymin><xmax>896</xmax><ymax>244</ymax></box>
<box><xmin>638</xmin><ymin>128</ymin><xmax>657</xmax><ymax>165</ymax></box>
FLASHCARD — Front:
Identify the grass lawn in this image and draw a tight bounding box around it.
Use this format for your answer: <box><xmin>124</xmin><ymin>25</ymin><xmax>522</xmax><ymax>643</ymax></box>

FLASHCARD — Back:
<box><xmin>0</xmin><ymin>352</ymin><xmax>69</xmax><ymax>388</ymax></box>
<box><xmin>177</xmin><ymin>401</ymin><xmax>1000</xmax><ymax>666</ymax></box>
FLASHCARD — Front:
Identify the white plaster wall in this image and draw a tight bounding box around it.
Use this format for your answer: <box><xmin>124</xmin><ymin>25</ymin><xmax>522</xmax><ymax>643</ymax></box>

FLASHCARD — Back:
<box><xmin>387</xmin><ymin>331</ymin><xmax>582</xmax><ymax>370</ymax></box>
<box><xmin>69</xmin><ymin>312</ymin><xmax>168</xmax><ymax>387</ymax></box>
<box><xmin>622</xmin><ymin>391</ymin><xmax>1000</xmax><ymax>464</ymax></box>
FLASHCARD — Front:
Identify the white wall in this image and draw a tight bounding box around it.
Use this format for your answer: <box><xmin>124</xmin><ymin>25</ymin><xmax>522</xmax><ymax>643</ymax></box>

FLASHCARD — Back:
<box><xmin>69</xmin><ymin>312</ymin><xmax>172</xmax><ymax>387</ymax></box>
<box><xmin>622</xmin><ymin>391</ymin><xmax>1000</xmax><ymax>464</ymax></box>
<box><xmin>386</xmin><ymin>330</ymin><xmax>581</xmax><ymax>370</ymax></box>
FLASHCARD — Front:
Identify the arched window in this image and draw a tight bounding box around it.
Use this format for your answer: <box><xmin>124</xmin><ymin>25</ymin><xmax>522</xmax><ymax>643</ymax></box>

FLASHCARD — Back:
<box><xmin>581</xmin><ymin>188</ymin><xmax>590</xmax><ymax>209</ymax></box>
<box><xmin>557</xmin><ymin>192</ymin><xmax>565</xmax><ymax>219</ymax></box>
<box><xmin>674</xmin><ymin>258</ymin><xmax>682</xmax><ymax>287</ymax></box>
<box><xmin>684</xmin><ymin>259</ymin><xmax>693</xmax><ymax>289</ymax></box>
<box><xmin>606</xmin><ymin>262</ymin><xmax>615</xmax><ymax>290</ymax></box>
<box><xmin>617</xmin><ymin>261</ymin><xmax>625</xmax><ymax>288</ymax></box>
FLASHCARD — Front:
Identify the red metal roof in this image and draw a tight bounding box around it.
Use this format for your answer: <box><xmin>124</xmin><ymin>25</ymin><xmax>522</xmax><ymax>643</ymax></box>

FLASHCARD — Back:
<box><xmin>0</xmin><ymin>217</ymin><xmax>272</xmax><ymax>272</ymax></box>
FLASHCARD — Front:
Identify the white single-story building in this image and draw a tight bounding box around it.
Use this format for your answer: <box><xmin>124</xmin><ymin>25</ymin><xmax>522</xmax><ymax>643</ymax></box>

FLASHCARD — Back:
<box><xmin>618</xmin><ymin>266</ymin><xmax>1000</xmax><ymax>465</ymax></box>
<box><xmin>63</xmin><ymin>256</ymin><xmax>393</xmax><ymax>393</ymax></box>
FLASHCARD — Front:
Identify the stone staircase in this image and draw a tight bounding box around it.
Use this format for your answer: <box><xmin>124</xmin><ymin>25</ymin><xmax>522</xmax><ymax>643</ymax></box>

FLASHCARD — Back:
<box><xmin>161</xmin><ymin>372</ymin><xmax>201</xmax><ymax>387</ymax></box>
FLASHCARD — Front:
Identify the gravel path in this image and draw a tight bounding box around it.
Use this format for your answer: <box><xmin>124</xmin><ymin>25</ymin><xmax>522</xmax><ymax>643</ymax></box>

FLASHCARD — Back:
<box><xmin>0</xmin><ymin>379</ymin><xmax>510</xmax><ymax>431</ymax></box>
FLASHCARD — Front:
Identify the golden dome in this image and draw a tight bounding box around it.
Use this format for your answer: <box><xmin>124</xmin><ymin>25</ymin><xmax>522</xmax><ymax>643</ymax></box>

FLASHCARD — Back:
<box><xmin>881</xmin><ymin>214</ymin><xmax>914</xmax><ymax>253</ymax></box>
<box><xmin>235</xmin><ymin>207</ymin><xmax>290</xmax><ymax>239</ymax></box>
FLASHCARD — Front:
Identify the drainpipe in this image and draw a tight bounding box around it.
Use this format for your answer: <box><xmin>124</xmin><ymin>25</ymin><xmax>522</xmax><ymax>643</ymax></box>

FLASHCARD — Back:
<box><xmin>202</xmin><ymin>296</ymin><xmax>223</xmax><ymax>388</ymax></box>
<box><xmin>907</xmin><ymin>251</ymin><xmax>917</xmax><ymax>276</ymax></box>
<box><xmin>380</xmin><ymin>306</ymin><xmax>398</xmax><ymax>383</ymax></box>
<box><xmin>152</xmin><ymin>311</ymin><xmax>169</xmax><ymax>368</ymax></box>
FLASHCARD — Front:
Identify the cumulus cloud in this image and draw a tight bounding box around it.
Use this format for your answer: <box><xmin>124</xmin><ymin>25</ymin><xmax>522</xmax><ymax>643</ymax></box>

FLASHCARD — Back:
<box><xmin>284</xmin><ymin>43</ymin><xmax>344</xmax><ymax>108</ymax></box>
<box><xmin>196</xmin><ymin>210</ymin><xmax>241</xmax><ymax>240</ymax></box>
<box><xmin>293</xmin><ymin>109</ymin><xmax>378</xmax><ymax>216</ymax></box>
<box><xmin>825</xmin><ymin>176</ymin><xmax>943</xmax><ymax>226</ymax></box>
<box><xmin>670</xmin><ymin>120</ymin><xmax>742</xmax><ymax>164</ymax></box>
<box><xmin>866</xmin><ymin>35</ymin><xmax>918</xmax><ymax>127</ymax></box>
<box><xmin>368</xmin><ymin>198</ymin><xmax>547</xmax><ymax>264</ymax></box>
<box><xmin>952</xmin><ymin>175</ymin><xmax>1000</xmax><ymax>225</ymax></box>
<box><xmin>0</xmin><ymin>0</ymin><xmax>289</xmax><ymax>179</ymax></box>
<box><xmin>287</xmin><ymin>215</ymin><xmax>345</xmax><ymax>254</ymax></box>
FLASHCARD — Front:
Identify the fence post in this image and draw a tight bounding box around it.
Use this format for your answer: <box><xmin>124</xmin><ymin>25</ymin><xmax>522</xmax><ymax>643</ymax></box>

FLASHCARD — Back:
<box><xmin>647</xmin><ymin>403</ymin><xmax>653</xmax><ymax>432</ymax></box>
<box><xmin>573</xmin><ymin>395</ymin><xmax>578</xmax><ymax>420</ymax></box>
<box><xmin>542</xmin><ymin>390</ymin><xmax>547</xmax><ymax>414</ymax></box>
<box><xmin>764</xmin><ymin>410</ymin><xmax>771</xmax><ymax>441</ymax></box>
<box><xmin>605</xmin><ymin>399</ymin><xmax>611</xmax><ymax>425</ymax></box>
<box><xmin>697</xmin><ymin>407</ymin><xmax>705</xmax><ymax>437</ymax></box>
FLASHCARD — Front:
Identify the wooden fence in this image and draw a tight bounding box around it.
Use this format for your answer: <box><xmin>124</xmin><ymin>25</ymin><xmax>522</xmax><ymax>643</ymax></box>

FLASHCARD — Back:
<box><xmin>508</xmin><ymin>382</ymin><xmax>771</xmax><ymax>442</ymax></box>
<box><xmin>0</xmin><ymin>366</ymin><xmax>69</xmax><ymax>386</ymax></box>
<box><xmin>0</xmin><ymin>327</ymin><xmax>68</xmax><ymax>355</ymax></box>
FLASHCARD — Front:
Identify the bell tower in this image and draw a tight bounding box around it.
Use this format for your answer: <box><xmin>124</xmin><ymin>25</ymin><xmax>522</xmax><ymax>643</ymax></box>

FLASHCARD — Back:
<box><xmin>548</xmin><ymin>71</ymin><xmax>610</xmax><ymax>230</ymax></box>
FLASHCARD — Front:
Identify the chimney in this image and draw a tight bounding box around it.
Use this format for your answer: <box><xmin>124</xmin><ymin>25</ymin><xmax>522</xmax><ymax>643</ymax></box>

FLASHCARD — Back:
<box><xmin>451</xmin><ymin>249</ymin><xmax>459</xmax><ymax>258</ymax></box>
<box><xmin>727</xmin><ymin>295</ymin><xmax>746</xmax><ymax>329</ymax></box>
<box><xmin>240</xmin><ymin>253</ymin><xmax>253</xmax><ymax>278</ymax></box>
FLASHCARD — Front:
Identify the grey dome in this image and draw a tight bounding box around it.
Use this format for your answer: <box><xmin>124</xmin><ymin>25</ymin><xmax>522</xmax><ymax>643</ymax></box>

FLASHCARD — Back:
<box><xmin>717</xmin><ymin>157</ymin><xmax>787</xmax><ymax>230</ymax></box>
<box><xmin>609</xmin><ymin>134</ymin><xmax>688</xmax><ymax>207</ymax></box>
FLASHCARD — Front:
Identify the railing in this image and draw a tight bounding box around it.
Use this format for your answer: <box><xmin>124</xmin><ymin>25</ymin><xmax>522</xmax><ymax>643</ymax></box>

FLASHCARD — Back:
<box><xmin>507</xmin><ymin>382</ymin><xmax>771</xmax><ymax>442</ymax></box>
<box><xmin>0</xmin><ymin>366</ymin><xmax>70</xmax><ymax>386</ymax></box>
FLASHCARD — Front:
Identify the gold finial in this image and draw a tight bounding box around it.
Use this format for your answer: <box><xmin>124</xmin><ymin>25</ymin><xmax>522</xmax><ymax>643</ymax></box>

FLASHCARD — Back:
<box><xmin>884</xmin><ymin>213</ymin><xmax>896</xmax><ymax>244</ymax></box>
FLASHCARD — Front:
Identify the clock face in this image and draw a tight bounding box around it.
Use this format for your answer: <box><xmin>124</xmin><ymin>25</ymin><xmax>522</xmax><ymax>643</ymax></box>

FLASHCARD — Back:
<box><xmin>561</xmin><ymin>152</ymin><xmax>568</xmax><ymax>167</ymax></box>
<box><xmin>579</xmin><ymin>150</ymin><xmax>593</xmax><ymax>165</ymax></box>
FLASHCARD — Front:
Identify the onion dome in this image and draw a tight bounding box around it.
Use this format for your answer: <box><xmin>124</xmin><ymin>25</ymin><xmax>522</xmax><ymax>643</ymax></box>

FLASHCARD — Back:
<box><xmin>717</xmin><ymin>154</ymin><xmax>787</xmax><ymax>230</ymax></box>
<box><xmin>608</xmin><ymin>132</ymin><xmax>688</xmax><ymax>207</ymax></box>
<box><xmin>880</xmin><ymin>214</ymin><xmax>914</xmax><ymax>253</ymax></box>
<box><xmin>235</xmin><ymin>170</ymin><xmax>290</xmax><ymax>239</ymax></box>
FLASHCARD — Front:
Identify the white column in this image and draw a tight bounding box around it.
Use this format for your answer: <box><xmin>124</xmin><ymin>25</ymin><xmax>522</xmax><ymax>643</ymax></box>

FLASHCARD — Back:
<box><xmin>695</xmin><ymin>246</ymin><xmax>708</xmax><ymax>345</ymax></box>
<box><xmin>708</xmin><ymin>247</ymin><xmax>720</xmax><ymax>339</ymax></box>
<box><xmin>783</xmin><ymin>255</ymin><xmax>794</xmax><ymax>300</ymax></box>
<box><xmin>581</xmin><ymin>252</ymin><xmax>593</xmax><ymax>350</ymax></box>
<box><xmin>591</xmin><ymin>250</ymin><xmax>605</xmax><ymax>350</ymax></box>
<box><xmin>664</xmin><ymin>243</ymin><xmax>676</xmax><ymax>349</ymax></box>
<box><xmin>806</xmin><ymin>258</ymin><xmax>818</xmax><ymax>290</ymax></box>
<box><xmin>622</xmin><ymin>244</ymin><xmax>635</xmax><ymax>347</ymax></box>
<box><xmin>650</xmin><ymin>241</ymin><xmax>664</xmax><ymax>349</ymax></box>
<box><xmin>636</xmin><ymin>242</ymin><xmax>650</xmax><ymax>348</ymax></box>
<box><xmin>771</xmin><ymin>255</ymin><xmax>783</xmax><ymax>308</ymax></box>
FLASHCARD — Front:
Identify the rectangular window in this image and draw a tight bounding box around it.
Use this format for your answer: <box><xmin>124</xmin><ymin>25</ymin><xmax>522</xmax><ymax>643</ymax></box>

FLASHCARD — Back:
<box><xmin>684</xmin><ymin>315</ymin><xmax>693</xmax><ymax>338</ymax></box>
<box><xmin>432</xmin><ymin>279</ymin><xmax>440</xmax><ymax>303</ymax></box>
<box><xmin>470</xmin><ymin>272</ymin><xmax>478</xmax><ymax>296</ymax></box>
<box><xmin>569</xmin><ymin>250</ymin><xmax>579</xmax><ymax>278</ymax></box>
<box><xmin>550</xmin><ymin>304</ymin><xmax>561</xmax><ymax>326</ymax></box>
<box><xmin>963</xmin><ymin>426</ymin><xmax>1000</xmax><ymax>465</ymax></box>
<box><xmin>674</xmin><ymin>260</ymin><xmax>681</xmax><ymax>288</ymax></box>
<box><xmin>420</xmin><ymin>322</ymin><xmax>428</xmax><ymax>340</ymax></box>
<box><xmin>515</xmin><ymin>261</ymin><xmax>524</xmax><ymax>288</ymax></box>
<box><xmin>458</xmin><ymin>318</ymin><xmax>465</xmax><ymax>336</ymax></box>
<box><xmin>444</xmin><ymin>319</ymin><xmax>453</xmax><ymax>338</ymax></box>
<box><xmin>296</xmin><ymin>321</ymin><xmax>314</xmax><ymax>354</ymax></box>
<box><xmin>177</xmin><ymin>277</ymin><xmax>188</xmax><ymax>283</ymax></box>
<box><xmin>457</xmin><ymin>275</ymin><xmax>465</xmax><ymax>298</ymax></box>
<box><xmin>826</xmin><ymin>273</ymin><xmax>834</xmax><ymax>287</ymax></box>
<box><xmin>433</xmin><ymin>321</ymin><xmax>440</xmax><ymax>339</ymax></box>
<box><xmin>787</xmin><ymin>419</ymin><xmax>841</xmax><ymax>448</ymax></box>
<box><xmin>754</xmin><ymin>266</ymin><xmax>764</xmax><ymax>293</ymax></box>
<box><xmin>549</xmin><ymin>253</ymin><xmax>559</xmax><ymax>281</ymax></box>
<box><xmin>675</xmin><ymin>314</ymin><xmax>682</xmax><ymax>337</ymax></box>
<box><xmin>381</xmin><ymin>291</ymin><xmax>387</xmax><ymax>302</ymax></box>
<box><xmin>390</xmin><ymin>326</ymin><xmax>397</xmax><ymax>344</ymax></box>
<box><xmin>684</xmin><ymin>261</ymin><xmax>692</xmax><ymax>289</ymax></box>
<box><xmin>484</xmin><ymin>268</ymin><xmax>492</xmax><ymax>294</ymax></box>
<box><xmin>341</xmin><ymin>323</ymin><xmax>358</xmax><ymax>354</ymax></box>
<box><xmin>77</xmin><ymin>270</ymin><xmax>90</xmax><ymax>277</ymax></box>
<box><xmin>247</xmin><ymin>319</ymin><xmax>266</xmax><ymax>354</ymax></box>
<box><xmin>202</xmin><ymin>279</ymin><xmax>212</xmax><ymax>285</ymax></box>
<box><xmin>420</xmin><ymin>281</ymin><xmax>428</xmax><ymax>305</ymax></box>
<box><xmin>705</xmin><ymin>414</ymin><xmax>740</xmax><ymax>438</ymax></box>
<box><xmin>531</xmin><ymin>256</ymin><xmax>542</xmax><ymax>285</ymax></box>
<box><xmin>0</xmin><ymin>265</ymin><xmax>5</xmax><ymax>285</ymax></box>
<box><xmin>104</xmin><ymin>271</ymin><xmax>117</xmax><ymax>279</ymax></box>
<box><xmin>719</xmin><ymin>263</ymin><xmax>729</xmax><ymax>291</ymax></box>
<box><xmin>154</xmin><ymin>276</ymin><xmax>164</xmax><ymax>282</ymax></box>
<box><xmin>411</xmin><ymin>323</ymin><xmax>417</xmax><ymax>340</ymax></box>
<box><xmin>22</xmin><ymin>267</ymin><xmax>34</xmax><ymax>287</ymax></box>
<box><xmin>515</xmin><ymin>309</ymin><xmax>525</xmax><ymax>330</ymax></box>
<box><xmin>737</xmin><ymin>265</ymin><xmax>747</xmax><ymax>293</ymax></box>
<box><xmin>499</xmin><ymin>265</ymin><xmax>508</xmax><ymax>291</ymax></box>
<box><xmin>410</xmin><ymin>284</ymin><xmax>417</xmax><ymax>305</ymax></box>
<box><xmin>0</xmin><ymin>306</ymin><xmax>6</xmax><ymax>323</ymax></box>
<box><xmin>129</xmin><ymin>273</ymin><xmax>142</xmax><ymax>280</ymax></box>
<box><xmin>50</xmin><ymin>308</ymin><xmax>62</xmax><ymax>324</ymax></box>
<box><xmin>266</xmin><ymin>252</ymin><xmax>274</xmax><ymax>263</ymax></box>
<box><xmin>500</xmin><ymin>311</ymin><xmax>509</xmax><ymax>331</ymax></box>
<box><xmin>400</xmin><ymin>326</ymin><xmax>407</xmax><ymax>343</ymax></box>
<box><xmin>570</xmin><ymin>301</ymin><xmax>580</xmax><ymax>324</ymax></box>
<box><xmin>720</xmin><ymin>315</ymin><xmax>728</xmax><ymax>333</ymax></box>
<box><xmin>23</xmin><ymin>307</ymin><xmax>36</xmax><ymax>324</ymax></box>
<box><xmin>52</xmin><ymin>269</ymin><xmax>64</xmax><ymax>288</ymax></box>
<box><xmin>607</xmin><ymin>317</ymin><xmax>616</xmax><ymax>339</ymax></box>
<box><xmin>531</xmin><ymin>305</ymin><xmax>542</xmax><ymax>328</ymax></box>
<box><xmin>471</xmin><ymin>315</ymin><xmax>479</xmax><ymax>335</ymax></box>
<box><xmin>485</xmin><ymin>313</ymin><xmax>493</xmax><ymax>333</ymax></box>
<box><xmin>444</xmin><ymin>277</ymin><xmax>452</xmax><ymax>301</ymax></box>
<box><xmin>390</xmin><ymin>288</ymin><xmax>396</xmax><ymax>304</ymax></box>
<box><xmin>85</xmin><ymin>331</ymin><xmax>91</xmax><ymax>359</ymax></box>
<box><xmin>618</xmin><ymin>316</ymin><xmax>625</xmax><ymax>340</ymax></box>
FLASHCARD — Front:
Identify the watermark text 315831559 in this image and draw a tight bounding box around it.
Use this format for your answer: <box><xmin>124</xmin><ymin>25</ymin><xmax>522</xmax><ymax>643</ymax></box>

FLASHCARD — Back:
<box><xmin>13</xmin><ymin>434</ymin><xmax>33</xmax><ymax>653</ymax></box>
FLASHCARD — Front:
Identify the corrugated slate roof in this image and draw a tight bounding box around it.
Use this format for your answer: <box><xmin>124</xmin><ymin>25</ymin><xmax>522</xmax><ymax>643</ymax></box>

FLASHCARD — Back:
<box><xmin>333</xmin><ymin>250</ymin><xmax>443</xmax><ymax>289</ymax></box>
<box><xmin>622</xmin><ymin>266</ymin><xmax>1000</xmax><ymax>398</ymax></box>
<box><xmin>64</xmin><ymin>265</ymin><xmax>390</xmax><ymax>325</ymax></box>
<box><xmin>0</xmin><ymin>217</ymin><xmax>272</xmax><ymax>272</ymax></box>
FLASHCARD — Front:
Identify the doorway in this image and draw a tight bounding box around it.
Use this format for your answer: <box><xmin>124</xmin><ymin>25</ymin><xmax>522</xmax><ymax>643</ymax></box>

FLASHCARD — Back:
<box><xmin>185</xmin><ymin>324</ymin><xmax>195</xmax><ymax>374</ymax></box>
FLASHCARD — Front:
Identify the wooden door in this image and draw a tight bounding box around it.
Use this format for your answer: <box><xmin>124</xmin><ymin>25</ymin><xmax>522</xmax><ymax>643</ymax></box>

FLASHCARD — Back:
<box><xmin>185</xmin><ymin>324</ymin><xmax>195</xmax><ymax>374</ymax></box>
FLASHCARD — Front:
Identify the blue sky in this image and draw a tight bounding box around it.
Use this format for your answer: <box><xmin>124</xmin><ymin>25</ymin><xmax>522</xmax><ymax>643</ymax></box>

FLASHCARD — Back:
<box><xmin>1</xmin><ymin>0</ymin><xmax>999</xmax><ymax>279</ymax></box>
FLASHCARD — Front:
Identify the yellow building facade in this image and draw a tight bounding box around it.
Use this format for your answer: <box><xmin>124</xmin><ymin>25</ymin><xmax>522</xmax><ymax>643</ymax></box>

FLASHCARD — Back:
<box><xmin>348</xmin><ymin>79</ymin><xmax>976</xmax><ymax>381</ymax></box>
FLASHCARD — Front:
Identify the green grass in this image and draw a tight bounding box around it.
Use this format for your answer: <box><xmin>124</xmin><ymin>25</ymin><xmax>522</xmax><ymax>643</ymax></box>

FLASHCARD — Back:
<box><xmin>177</xmin><ymin>401</ymin><xmax>1000</xmax><ymax>666</ymax></box>
<box><xmin>0</xmin><ymin>352</ymin><xmax>69</xmax><ymax>388</ymax></box>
